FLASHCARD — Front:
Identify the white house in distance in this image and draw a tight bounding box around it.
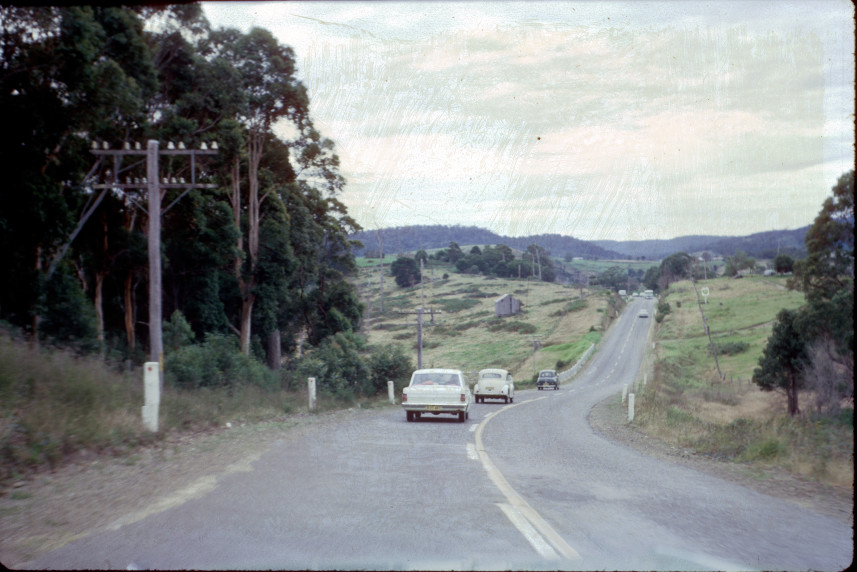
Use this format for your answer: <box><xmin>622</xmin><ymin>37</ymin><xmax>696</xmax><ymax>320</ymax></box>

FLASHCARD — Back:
<box><xmin>495</xmin><ymin>294</ymin><xmax>521</xmax><ymax>317</ymax></box>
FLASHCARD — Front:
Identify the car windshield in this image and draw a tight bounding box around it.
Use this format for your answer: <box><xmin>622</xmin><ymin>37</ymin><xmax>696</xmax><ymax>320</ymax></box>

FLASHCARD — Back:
<box><xmin>539</xmin><ymin>372</ymin><xmax>555</xmax><ymax>377</ymax></box>
<box><xmin>411</xmin><ymin>373</ymin><xmax>461</xmax><ymax>386</ymax></box>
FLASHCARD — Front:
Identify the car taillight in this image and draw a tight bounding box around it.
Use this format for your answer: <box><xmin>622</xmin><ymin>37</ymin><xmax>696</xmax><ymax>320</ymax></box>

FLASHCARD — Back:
<box><xmin>460</xmin><ymin>393</ymin><xmax>465</xmax><ymax>402</ymax></box>
<box><xmin>402</xmin><ymin>392</ymin><xmax>407</xmax><ymax>402</ymax></box>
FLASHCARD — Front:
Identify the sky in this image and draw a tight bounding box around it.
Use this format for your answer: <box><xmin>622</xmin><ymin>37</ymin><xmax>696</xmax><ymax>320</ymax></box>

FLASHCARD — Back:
<box><xmin>202</xmin><ymin>1</ymin><xmax>855</xmax><ymax>242</ymax></box>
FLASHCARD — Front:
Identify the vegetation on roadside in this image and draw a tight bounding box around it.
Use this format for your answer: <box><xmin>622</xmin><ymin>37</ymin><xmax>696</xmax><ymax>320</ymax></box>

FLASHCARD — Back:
<box><xmin>631</xmin><ymin>171</ymin><xmax>854</xmax><ymax>489</ymax></box>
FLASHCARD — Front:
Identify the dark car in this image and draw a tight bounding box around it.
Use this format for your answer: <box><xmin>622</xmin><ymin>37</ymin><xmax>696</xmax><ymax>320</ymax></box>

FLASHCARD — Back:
<box><xmin>536</xmin><ymin>369</ymin><xmax>560</xmax><ymax>390</ymax></box>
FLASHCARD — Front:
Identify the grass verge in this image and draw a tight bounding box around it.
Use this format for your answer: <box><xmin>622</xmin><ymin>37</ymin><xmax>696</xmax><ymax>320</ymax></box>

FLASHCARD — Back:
<box><xmin>630</xmin><ymin>278</ymin><xmax>853</xmax><ymax>489</ymax></box>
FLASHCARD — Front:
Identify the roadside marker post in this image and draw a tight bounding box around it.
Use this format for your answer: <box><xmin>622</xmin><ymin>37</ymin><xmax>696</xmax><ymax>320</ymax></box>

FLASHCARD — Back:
<box><xmin>308</xmin><ymin>377</ymin><xmax>317</xmax><ymax>412</ymax></box>
<box><xmin>142</xmin><ymin>362</ymin><xmax>160</xmax><ymax>431</ymax></box>
<box><xmin>628</xmin><ymin>393</ymin><xmax>635</xmax><ymax>422</ymax></box>
<box><xmin>387</xmin><ymin>380</ymin><xmax>395</xmax><ymax>404</ymax></box>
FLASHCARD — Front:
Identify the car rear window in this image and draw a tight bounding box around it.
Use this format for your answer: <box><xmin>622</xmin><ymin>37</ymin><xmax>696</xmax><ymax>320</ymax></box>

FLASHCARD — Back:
<box><xmin>480</xmin><ymin>373</ymin><xmax>502</xmax><ymax>379</ymax></box>
<box><xmin>411</xmin><ymin>373</ymin><xmax>461</xmax><ymax>386</ymax></box>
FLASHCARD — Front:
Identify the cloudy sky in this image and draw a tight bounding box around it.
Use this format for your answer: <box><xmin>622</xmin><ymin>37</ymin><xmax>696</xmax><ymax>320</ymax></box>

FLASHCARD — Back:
<box><xmin>202</xmin><ymin>1</ymin><xmax>854</xmax><ymax>241</ymax></box>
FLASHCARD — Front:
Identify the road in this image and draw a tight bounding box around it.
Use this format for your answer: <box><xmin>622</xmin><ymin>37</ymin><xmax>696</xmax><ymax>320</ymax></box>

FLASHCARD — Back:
<box><xmin>25</xmin><ymin>299</ymin><xmax>853</xmax><ymax>570</ymax></box>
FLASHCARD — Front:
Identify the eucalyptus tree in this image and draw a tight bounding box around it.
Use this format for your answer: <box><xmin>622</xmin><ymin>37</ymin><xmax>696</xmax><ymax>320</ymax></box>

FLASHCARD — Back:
<box><xmin>202</xmin><ymin>26</ymin><xmax>309</xmax><ymax>355</ymax></box>
<box><xmin>0</xmin><ymin>6</ymin><xmax>156</xmax><ymax>344</ymax></box>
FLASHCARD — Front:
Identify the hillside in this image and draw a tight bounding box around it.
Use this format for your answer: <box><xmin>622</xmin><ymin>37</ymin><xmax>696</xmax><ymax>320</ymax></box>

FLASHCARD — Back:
<box><xmin>594</xmin><ymin>227</ymin><xmax>809</xmax><ymax>259</ymax></box>
<box><xmin>353</xmin><ymin>259</ymin><xmax>613</xmax><ymax>381</ymax></box>
<box><xmin>348</xmin><ymin>225</ymin><xmax>624</xmax><ymax>259</ymax></box>
<box><xmin>349</xmin><ymin>225</ymin><xmax>809</xmax><ymax>261</ymax></box>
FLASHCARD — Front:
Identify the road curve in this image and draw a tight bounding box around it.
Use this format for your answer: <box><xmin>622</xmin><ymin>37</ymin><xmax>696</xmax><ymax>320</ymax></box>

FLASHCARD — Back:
<box><xmin>23</xmin><ymin>299</ymin><xmax>853</xmax><ymax>570</ymax></box>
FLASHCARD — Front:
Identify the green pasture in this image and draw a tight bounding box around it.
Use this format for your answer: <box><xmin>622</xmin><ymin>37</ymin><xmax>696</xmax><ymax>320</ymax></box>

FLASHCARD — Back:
<box><xmin>354</xmin><ymin>267</ymin><xmax>608</xmax><ymax>381</ymax></box>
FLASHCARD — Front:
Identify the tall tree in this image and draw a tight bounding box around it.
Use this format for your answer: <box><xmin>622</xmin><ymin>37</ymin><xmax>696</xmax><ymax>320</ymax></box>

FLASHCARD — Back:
<box><xmin>204</xmin><ymin>27</ymin><xmax>309</xmax><ymax>354</ymax></box>
<box><xmin>753</xmin><ymin>308</ymin><xmax>808</xmax><ymax>415</ymax></box>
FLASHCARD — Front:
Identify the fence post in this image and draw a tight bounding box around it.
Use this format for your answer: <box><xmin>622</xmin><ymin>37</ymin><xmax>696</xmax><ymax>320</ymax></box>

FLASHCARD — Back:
<box><xmin>308</xmin><ymin>377</ymin><xmax>317</xmax><ymax>412</ymax></box>
<box><xmin>387</xmin><ymin>380</ymin><xmax>395</xmax><ymax>404</ymax></box>
<box><xmin>628</xmin><ymin>393</ymin><xmax>635</xmax><ymax>422</ymax></box>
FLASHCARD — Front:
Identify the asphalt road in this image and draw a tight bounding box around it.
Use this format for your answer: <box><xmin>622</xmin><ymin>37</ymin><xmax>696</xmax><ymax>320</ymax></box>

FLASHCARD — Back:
<box><xmin>25</xmin><ymin>299</ymin><xmax>853</xmax><ymax>570</ymax></box>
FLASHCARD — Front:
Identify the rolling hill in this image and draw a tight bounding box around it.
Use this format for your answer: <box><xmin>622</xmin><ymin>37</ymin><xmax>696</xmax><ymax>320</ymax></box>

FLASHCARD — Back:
<box><xmin>349</xmin><ymin>225</ymin><xmax>810</xmax><ymax>261</ymax></box>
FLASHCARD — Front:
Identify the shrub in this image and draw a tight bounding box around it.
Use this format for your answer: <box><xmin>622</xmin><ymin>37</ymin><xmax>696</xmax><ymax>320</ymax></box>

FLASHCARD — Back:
<box><xmin>367</xmin><ymin>343</ymin><xmax>413</xmax><ymax>393</ymax></box>
<box><xmin>487</xmin><ymin>320</ymin><xmax>537</xmax><ymax>334</ymax></box>
<box><xmin>163</xmin><ymin>310</ymin><xmax>195</xmax><ymax>353</ymax></box>
<box><xmin>293</xmin><ymin>332</ymin><xmax>372</xmax><ymax>398</ymax></box>
<box><xmin>715</xmin><ymin>341</ymin><xmax>749</xmax><ymax>355</ymax></box>
<box><xmin>166</xmin><ymin>333</ymin><xmax>273</xmax><ymax>389</ymax></box>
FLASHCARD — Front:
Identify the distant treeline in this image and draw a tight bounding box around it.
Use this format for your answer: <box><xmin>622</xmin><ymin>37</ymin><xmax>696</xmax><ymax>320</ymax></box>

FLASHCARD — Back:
<box><xmin>349</xmin><ymin>225</ymin><xmax>623</xmax><ymax>260</ymax></box>
<box><xmin>350</xmin><ymin>224</ymin><xmax>810</xmax><ymax>261</ymax></box>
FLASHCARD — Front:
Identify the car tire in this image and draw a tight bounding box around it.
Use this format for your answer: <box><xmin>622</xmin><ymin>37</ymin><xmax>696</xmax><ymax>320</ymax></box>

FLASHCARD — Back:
<box><xmin>458</xmin><ymin>411</ymin><xmax>466</xmax><ymax>422</ymax></box>
<box><xmin>510</xmin><ymin>395</ymin><xmax>514</xmax><ymax>403</ymax></box>
<box><xmin>406</xmin><ymin>411</ymin><xmax>414</xmax><ymax>422</ymax></box>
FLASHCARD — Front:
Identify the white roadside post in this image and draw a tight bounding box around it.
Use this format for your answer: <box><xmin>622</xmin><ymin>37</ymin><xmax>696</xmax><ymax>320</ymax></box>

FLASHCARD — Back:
<box><xmin>628</xmin><ymin>393</ymin><xmax>635</xmax><ymax>423</ymax></box>
<box><xmin>142</xmin><ymin>362</ymin><xmax>160</xmax><ymax>431</ymax></box>
<box><xmin>308</xmin><ymin>377</ymin><xmax>317</xmax><ymax>412</ymax></box>
<box><xmin>387</xmin><ymin>380</ymin><xmax>395</xmax><ymax>404</ymax></box>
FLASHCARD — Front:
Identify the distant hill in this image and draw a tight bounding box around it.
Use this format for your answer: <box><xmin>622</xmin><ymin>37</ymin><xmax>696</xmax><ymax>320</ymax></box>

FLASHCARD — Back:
<box><xmin>348</xmin><ymin>225</ymin><xmax>810</xmax><ymax>261</ymax></box>
<box><xmin>594</xmin><ymin>227</ymin><xmax>810</xmax><ymax>259</ymax></box>
<box><xmin>348</xmin><ymin>225</ymin><xmax>624</xmax><ymax>259</ymax></box>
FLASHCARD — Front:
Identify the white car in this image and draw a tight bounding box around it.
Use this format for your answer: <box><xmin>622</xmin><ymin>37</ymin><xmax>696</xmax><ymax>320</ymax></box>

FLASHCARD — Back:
<box><xmin>474</xmin><ymin>368</ymin><xmax>514</xmax><ymax>403</ymax></box>
<box><xmin>402</xmin><ymin>369</ymin><xmax>473</xmax><ymax>422</ymax></box>
<box><xmin>638</xmin><ymin>309</ymin><xmax>649</xmax><ymax>318</ymax></box>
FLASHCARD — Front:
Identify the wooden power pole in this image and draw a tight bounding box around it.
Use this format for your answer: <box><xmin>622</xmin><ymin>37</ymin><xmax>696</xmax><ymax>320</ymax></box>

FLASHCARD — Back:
<box><xmin>90</xmin><ymin>140</ymin><xmax>218</xmax><ymax>387</ymax></box>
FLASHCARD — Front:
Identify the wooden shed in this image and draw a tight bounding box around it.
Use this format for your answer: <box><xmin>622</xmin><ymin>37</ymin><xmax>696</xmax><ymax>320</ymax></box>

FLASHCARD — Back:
<box><xmin>494</xmin><ymin>294</ymin><xmax>521</xmax><ymax>317</ymax></box>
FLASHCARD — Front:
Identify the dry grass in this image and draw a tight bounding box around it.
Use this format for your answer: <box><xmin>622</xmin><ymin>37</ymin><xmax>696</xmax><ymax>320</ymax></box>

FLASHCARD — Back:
<box><xmin>633</xmin><ymin>277</ymin><xmax>853</xmax><ymax>490</ymax></box>
<box><xmin>355</xmin><ymin>265</ymin><xmax>609</xmax><ymax>381</ymax></box>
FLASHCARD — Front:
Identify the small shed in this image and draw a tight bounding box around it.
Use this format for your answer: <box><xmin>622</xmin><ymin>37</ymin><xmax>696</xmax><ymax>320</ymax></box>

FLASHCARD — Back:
<box><xmin>495</xmin><ymin>294</ymin><xmax>521</xmax><ymax>317</ymax></box>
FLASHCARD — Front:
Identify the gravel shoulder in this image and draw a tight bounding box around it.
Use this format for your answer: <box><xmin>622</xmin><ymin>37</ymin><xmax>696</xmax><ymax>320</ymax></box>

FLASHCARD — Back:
<box><xmin>2</xmin><ymin>400</ymin><xmax>852</xmax><ymax>569</ymax></box>
<box><xmin>588</xmin><ymin>396</ymin><xmax>854</xmax><ymax>526</ymax></box>
<box><xmin>0</xmin><ymin>410</ymin><xmax>355</xmax><ymax>569</ymax></box>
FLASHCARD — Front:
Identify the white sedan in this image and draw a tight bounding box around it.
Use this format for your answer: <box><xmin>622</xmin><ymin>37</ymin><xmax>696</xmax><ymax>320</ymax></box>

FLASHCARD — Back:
<box><xmin>473</xmin><ymin>368</ymin><xmax>514</xmax><ymax>403</ymax></box>
<box><xmin>402</xmin><ymin>369</ymin><xmax>472</xmax><ymax>422</ymax></box>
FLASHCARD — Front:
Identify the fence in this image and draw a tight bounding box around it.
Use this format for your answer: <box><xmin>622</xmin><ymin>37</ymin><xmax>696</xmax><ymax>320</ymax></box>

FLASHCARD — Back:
<box><xmin>558</xmin><ymin>344</ymin><xmax>595</xmax><ymax>382</ymax></box>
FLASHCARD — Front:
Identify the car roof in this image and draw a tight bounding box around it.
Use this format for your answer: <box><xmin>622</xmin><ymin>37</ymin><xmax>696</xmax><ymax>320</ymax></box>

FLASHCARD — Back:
<box><xmin>412</xmin><ymin>368</ymin><xmax>462</xmax><ymax>375</ymax></box>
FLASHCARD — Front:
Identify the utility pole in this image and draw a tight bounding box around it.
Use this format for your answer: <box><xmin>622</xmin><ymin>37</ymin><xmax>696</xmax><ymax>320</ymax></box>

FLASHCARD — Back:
<box><xmin>398</xmin><ymin>306</ymin><xmax>442</xmax><ymax>369</ymax></box>
<box><xmin>90</xmin><ymin>140</ymin><xmax>218</xmax><ymax>388</ymax></box>
<box><xmin>376</xmin><ymin>230</ymin><xmax>384</xmax><ymax>314</ymax></box>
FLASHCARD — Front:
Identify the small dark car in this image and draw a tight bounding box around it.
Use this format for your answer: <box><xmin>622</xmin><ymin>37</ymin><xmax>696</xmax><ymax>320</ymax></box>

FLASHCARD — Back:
<box><xmin>536</xmin><ymin>369</ymin><xmax>560</xmax><ymax>390</ymax></box>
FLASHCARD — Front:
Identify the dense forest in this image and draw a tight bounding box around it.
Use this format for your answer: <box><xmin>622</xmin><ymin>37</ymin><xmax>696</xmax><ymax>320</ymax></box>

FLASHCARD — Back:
<box><xmin>0</xmin><ymin>6</ymin><xmax>365</xmax><ymax>373</ymax></box>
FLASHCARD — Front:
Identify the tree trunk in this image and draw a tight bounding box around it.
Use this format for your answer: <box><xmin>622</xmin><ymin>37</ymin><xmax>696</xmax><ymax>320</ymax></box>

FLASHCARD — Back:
<box><xmin>94</xmin><ymin>271</ymin><xmax>105</xmax><ymax>357</ymax></box>
<box><xmin>124</xmin><ymin>272</ymin><xmax>136</xmax><ymax>350</ymax></box>
<box><xmin>267</xmin><ymin>329</ymin><xmax>281</xmax><ymax>370</ymax></box>
<box><xmin>31</xmin><ymin>245</ymin><xmax>42</xmax><ymax>349</ymax></box>
<box><xmin>787</xmin><ymin>372</ymin><xmax>800</xmax><ymax>415</ymax></box>
<box><xmin>236</xmin><ymin>131</ymin><xmax>264</xmax><ymax>356</ymax></box>
<box><xmin>240</xmin><ymin>294</ymin><xmax>254</xmax><ymax>355</ymax></box>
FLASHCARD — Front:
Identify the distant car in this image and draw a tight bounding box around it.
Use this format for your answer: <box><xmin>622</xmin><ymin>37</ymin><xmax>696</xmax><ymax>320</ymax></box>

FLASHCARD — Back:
<box><xmin>474</xmin><ymin>368</ymin><xmax>514</xmax><ymax>403</ymax></box>
<box><xmin>638</xmin><ymin>309</ymin><xmax>649</xmax><ymax>318</ymax></box>
<box><xmin>536</xmin><ymin>369</ymin><xmax>559</xmax><ymax>390</ymax></box>
<box><xmin>402</xmin><ymin>369</ymin><xmax>472</xmax><ymax>422</ymax></box>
